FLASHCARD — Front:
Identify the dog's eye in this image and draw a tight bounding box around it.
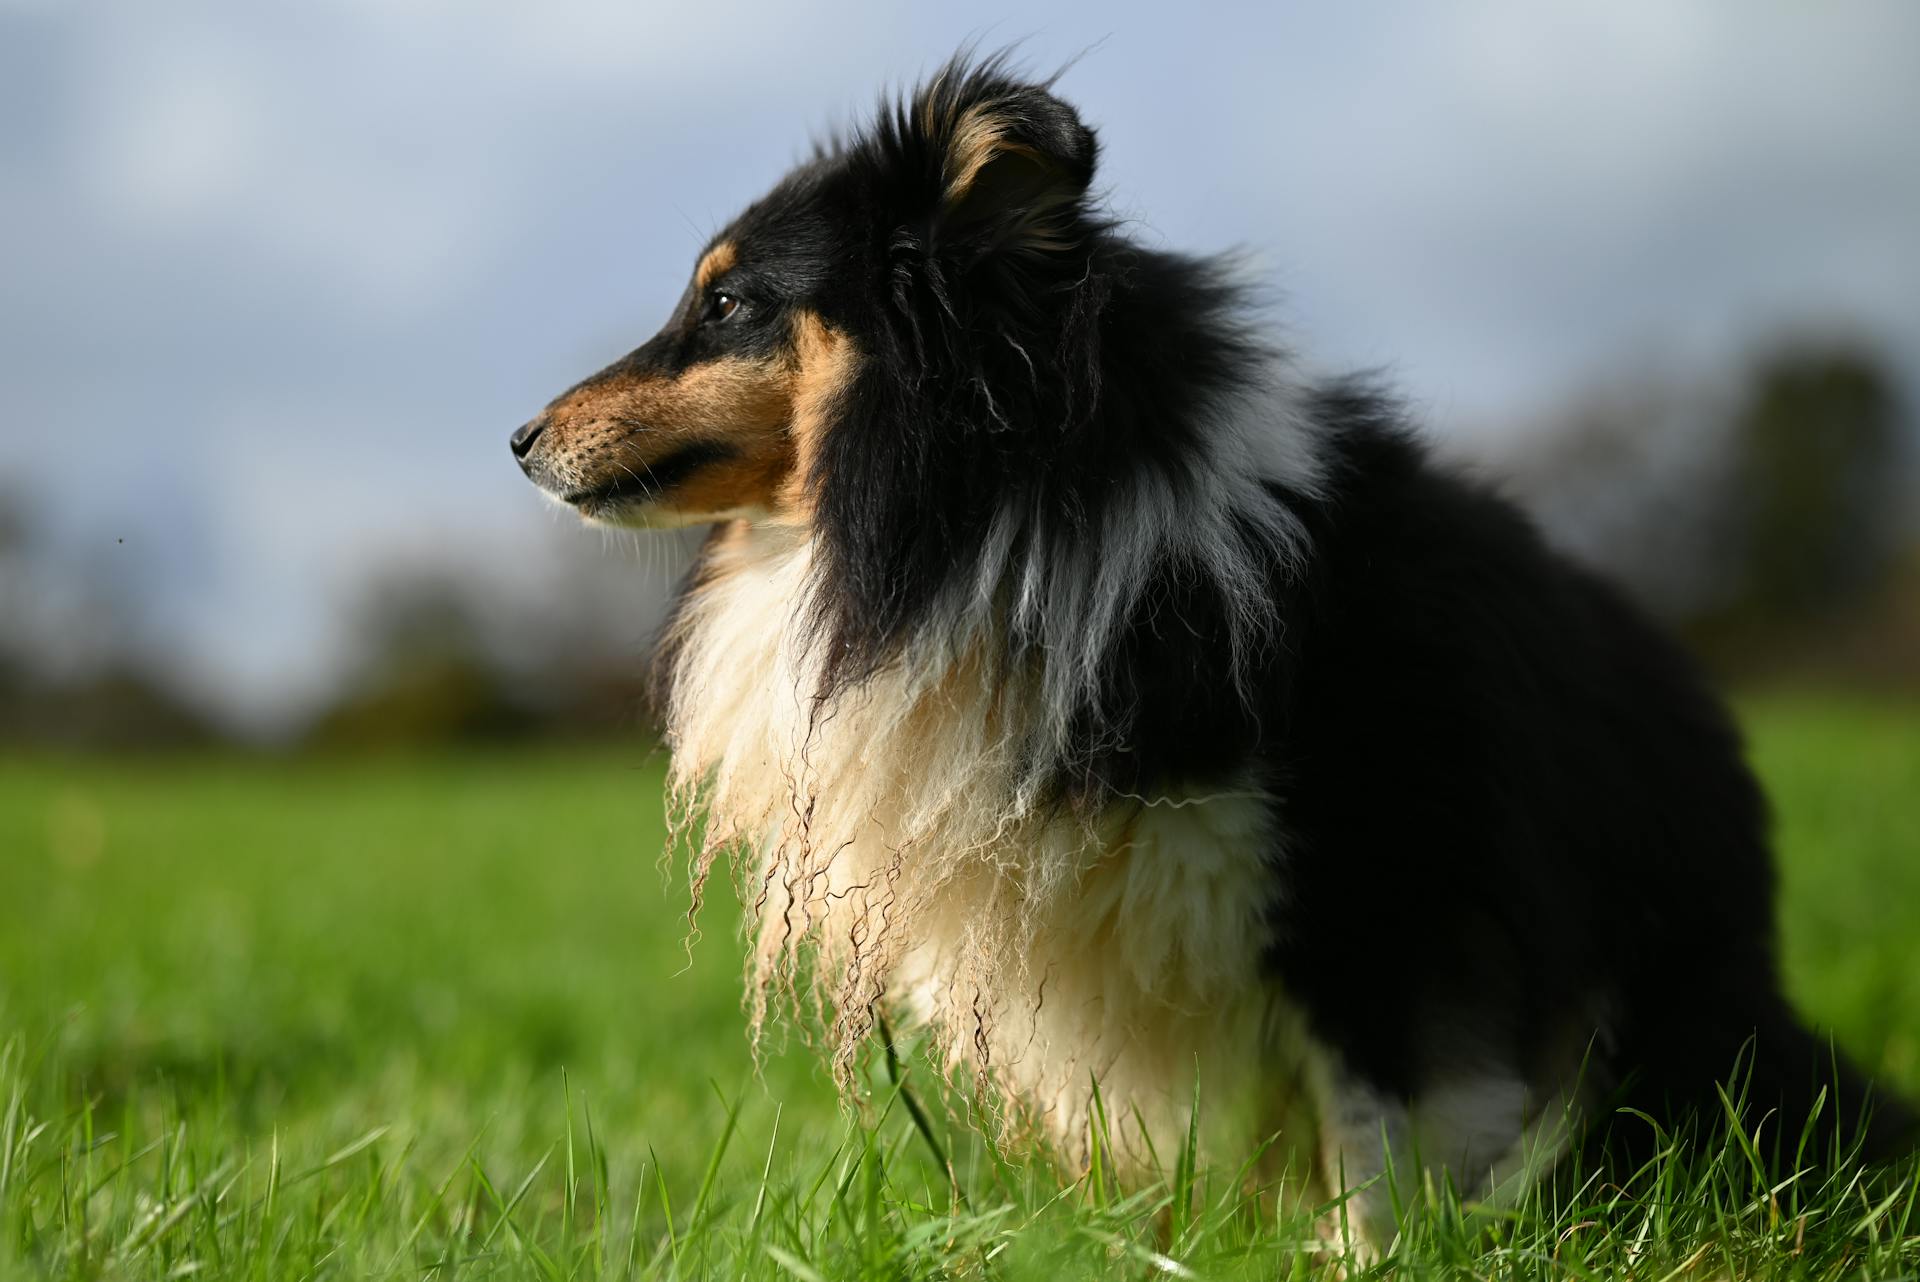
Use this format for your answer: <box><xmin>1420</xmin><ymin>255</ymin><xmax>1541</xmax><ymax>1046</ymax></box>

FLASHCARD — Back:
<box><xmin>706</xmin><ymin>292</ymin><xmax>741</xmax><ymax>324</ymax></box>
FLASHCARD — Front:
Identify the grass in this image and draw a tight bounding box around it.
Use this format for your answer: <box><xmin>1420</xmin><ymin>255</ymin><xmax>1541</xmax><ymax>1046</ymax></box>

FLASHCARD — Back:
<box><xmin>1</xmin><ymin>697</ymin><xmax>1918</xmax><ymax>1278</ymax></box>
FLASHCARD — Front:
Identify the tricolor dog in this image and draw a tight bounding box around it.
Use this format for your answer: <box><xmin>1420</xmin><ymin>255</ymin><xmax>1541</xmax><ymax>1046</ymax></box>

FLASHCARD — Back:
<box><xmin>511</xmin><ymin>53</ymin><xmax>1909</xmax><ymax>1253</ymax></box>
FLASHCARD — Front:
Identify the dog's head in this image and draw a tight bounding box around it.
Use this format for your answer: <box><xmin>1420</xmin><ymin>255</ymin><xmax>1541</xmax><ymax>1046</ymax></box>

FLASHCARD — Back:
<box><xmin>511</xmin><ymin>54</ymin><xmax>1100</xmax><ymax>529</ymax></box>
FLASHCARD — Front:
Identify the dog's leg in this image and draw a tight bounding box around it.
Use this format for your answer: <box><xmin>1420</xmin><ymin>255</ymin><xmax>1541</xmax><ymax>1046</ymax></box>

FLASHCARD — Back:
<box><xmin>1311</xmin><ymin>1062</ymin><xmax>1575</xmax><ymax>1262</ymax></box>
<box><xmin>1411</xmin><ymin>1074</ymin><xmax>1581</xmax><ymax>1214</ymax></box>
<box><xmin>1312</xmin><ymin>1069</ymin><xmax>1412</xmax><ymax>1262</ymax></box>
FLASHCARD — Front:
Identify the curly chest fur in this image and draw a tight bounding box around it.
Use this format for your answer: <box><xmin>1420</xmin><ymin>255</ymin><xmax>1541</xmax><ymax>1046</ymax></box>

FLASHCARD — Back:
<box><xmin>659</xmin><ymin>522</ymin><xmax>1295</xmax><ymax>1160</ymax></box>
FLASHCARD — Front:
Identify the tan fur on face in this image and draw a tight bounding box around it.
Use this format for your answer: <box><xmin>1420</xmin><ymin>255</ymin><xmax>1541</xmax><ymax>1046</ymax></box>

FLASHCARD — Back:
<box><xmin>694</xmin><ymin>240</ymin><xmax>737</xmax><ymax>291</ymax></box>
<box><xmin>773</xmin><ymin>312</ymin><xmax>859</xmax><ymax>520</ymax></box>
<box><xmin>534</xmin><ymin>310</ymin><xmax>857</xmax><ymax>522</ymax></box>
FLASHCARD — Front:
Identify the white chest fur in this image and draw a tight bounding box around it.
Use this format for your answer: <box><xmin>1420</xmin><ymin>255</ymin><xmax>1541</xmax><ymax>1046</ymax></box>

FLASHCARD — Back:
<box><xmin>661</xmin><ymin>524</ymin><xmax>1291</xmax><ymax>1162</ymax></box>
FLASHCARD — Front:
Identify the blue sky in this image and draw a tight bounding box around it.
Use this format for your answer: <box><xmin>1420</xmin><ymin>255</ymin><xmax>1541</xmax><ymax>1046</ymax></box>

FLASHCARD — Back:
<box><xmin>3</xmin><ymin>0</ymin><xmax>1917</xmax><ymax>724</ymax></box>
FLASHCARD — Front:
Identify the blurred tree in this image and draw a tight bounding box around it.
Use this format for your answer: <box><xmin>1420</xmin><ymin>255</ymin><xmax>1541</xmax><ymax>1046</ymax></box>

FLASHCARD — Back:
<box><xmin>1491</xmin><ymin>378</ymin><xmax>1741</xmax><ymax>623</ymax></box>
<box><xmin>306</xmin><ymin>576</ymin><xmax>538</xmax><ymax>747</ymax></box>
<box><xmin>0</xmin><ymin>488</ymin><xmax>32</xmax><ymax>707</ymax></box>
<box><xmin>0</xmin><ymin>667</ymin><xmax>220</xmax><ymax>750</ymax></box>
<box><xmin>0</xmin><ymin>490</ymin><xmax>24</xmax><ymax>557</ymax></box>
<box><xmin>0</xmin><ymin>486</ymin><xmax>223</xmax><ymax>750</ymax></box>
<box><xmin>1726</xmin><ymin>345</ymin><xmax>1905</xmax><ymax>623</ymax></box>
<box><xmin>1496</xmin><ymin>336</ymin><xmax>1917</xmax><ymax>684</ymax></box>
<box><xmin>304</xmin><ymin>552</ymin><xmax>664</xmax><ymax>750</ymax></box>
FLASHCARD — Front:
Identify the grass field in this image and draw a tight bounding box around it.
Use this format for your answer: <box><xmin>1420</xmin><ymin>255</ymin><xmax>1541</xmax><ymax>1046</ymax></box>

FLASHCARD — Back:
<box><xmin>2</xmin><ymin>697</ymin><xmax>1918</xmax><ymax>1279</ymax></box>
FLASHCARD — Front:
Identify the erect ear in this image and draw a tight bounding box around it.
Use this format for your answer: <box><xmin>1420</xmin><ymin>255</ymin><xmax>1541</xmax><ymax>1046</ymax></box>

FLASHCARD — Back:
<box><xmin>924</xmin><ymin>82</ymin><xmax>1098</xmax><ymax>255</ymax></box>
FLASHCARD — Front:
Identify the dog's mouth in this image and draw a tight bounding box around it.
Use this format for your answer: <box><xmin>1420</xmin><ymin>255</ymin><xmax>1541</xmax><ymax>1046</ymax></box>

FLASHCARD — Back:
<box><xmin>560</xmin><ymin>440</ymin><xmax>736</xmax><ymax>513</ymax></box>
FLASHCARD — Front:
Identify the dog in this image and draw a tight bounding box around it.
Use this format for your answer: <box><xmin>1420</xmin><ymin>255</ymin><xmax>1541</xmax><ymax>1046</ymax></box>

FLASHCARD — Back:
<box><xmin>512</xmin><ymin>53</ymin><xmax>1909</xmax><ymax>1250</ymax></box>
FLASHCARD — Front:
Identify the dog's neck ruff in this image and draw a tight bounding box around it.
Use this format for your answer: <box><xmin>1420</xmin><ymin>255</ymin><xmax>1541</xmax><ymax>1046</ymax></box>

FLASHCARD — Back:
<box><xmin>661</xmin><ymin>388</ymin><xmax>1323</xmax><ymax>1158</ymax></box>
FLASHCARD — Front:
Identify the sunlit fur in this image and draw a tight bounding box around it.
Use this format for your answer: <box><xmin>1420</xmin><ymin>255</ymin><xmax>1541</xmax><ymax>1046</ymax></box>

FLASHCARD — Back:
<box><xmin>517</xmin><ymin>51</ymin><xmax>1913</xmax><ymax>1248</ymax></box>
<box><xmin>660</xmin><ymin>427</ymin><xmax>1314</xmax><ymax>1160</ymax></box>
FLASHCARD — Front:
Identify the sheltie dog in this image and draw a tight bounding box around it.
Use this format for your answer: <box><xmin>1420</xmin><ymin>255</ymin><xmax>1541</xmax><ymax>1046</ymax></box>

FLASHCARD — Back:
<box><xmin>512</xmin><ymin>53</ymin><xmax>1908</xmax><ymax>1249</ymax></box>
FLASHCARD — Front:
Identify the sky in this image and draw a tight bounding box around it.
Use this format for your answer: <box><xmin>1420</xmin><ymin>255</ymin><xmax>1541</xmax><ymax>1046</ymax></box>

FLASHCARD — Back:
<box><xmin>3</xmin><ymin>0</ymin><xmax>1917</xmax><ymax>726</ymax></box>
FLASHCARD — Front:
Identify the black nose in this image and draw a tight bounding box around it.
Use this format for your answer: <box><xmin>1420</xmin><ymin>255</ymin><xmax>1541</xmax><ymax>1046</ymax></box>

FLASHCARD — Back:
<box><xmin>510</xmin><ymin>418</ymin><xmax>546</xmax><ymax>460</ymax></box>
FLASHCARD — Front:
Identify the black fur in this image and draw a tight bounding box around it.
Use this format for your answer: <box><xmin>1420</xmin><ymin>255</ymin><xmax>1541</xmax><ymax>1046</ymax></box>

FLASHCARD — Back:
<box><xmin>638</xmin><ymin>54</ymin><xmax>1910</xmax><ymax>1170</ymax></box>
<box><xmin>1264</xmin><ymin>403</ymin><xmax>1909</xmax><ymax>1162</ymax></box>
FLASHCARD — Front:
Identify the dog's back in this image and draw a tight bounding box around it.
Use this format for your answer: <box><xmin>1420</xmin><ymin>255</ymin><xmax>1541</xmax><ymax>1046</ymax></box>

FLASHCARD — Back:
<box><xmin>1261</xmin><ymin>407</ymin><xmax>1911</xmax><ymax>1185</ymax></box>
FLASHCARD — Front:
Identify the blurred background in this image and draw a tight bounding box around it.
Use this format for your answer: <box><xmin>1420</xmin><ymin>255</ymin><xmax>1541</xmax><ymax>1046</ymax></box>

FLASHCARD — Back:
<box><xmin>2</xmin><ymin>0</ymin><xmax>1917</xmax><ymax>750</ymax></box>
<box><xmin>2</xmin><ymin>8</ymin><xmax>1918</xmax><ymax>1272</ymax></box>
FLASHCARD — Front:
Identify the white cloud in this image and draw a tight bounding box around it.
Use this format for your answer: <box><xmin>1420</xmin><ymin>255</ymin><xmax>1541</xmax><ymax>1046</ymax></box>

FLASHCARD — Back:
<box><xmin>77</xmin><ymin>30</ymin><xmax>270</xmax><ymax>221</ymax></box>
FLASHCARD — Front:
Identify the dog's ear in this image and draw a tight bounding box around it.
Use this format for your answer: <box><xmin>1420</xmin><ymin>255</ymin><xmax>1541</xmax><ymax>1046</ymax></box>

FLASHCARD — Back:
<box><xmin>917</xmin><ymin>71</ymin><xmax>1098</xmax><ymax>257</ymax></box>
